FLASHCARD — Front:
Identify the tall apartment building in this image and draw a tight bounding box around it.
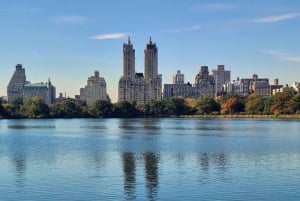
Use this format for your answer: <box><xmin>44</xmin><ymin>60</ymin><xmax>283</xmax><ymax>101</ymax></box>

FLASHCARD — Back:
<box><xmin>163</xmin><ymin>70</ymin><xmax>198</xmax><ymax>98</ymax></box>
<box><xmin>81</xmin><ymin>71</ymin><xmax>109</xmax><ymax>105</ymax></box>
<box><xmin>7</xmin><ymin>64</ymin><xmax>27</xmax><ymax>102</ymax></box>
<box><xmin>144</xmin><ymin>37</ymin><xmax>162</xmax><ymax>102</ymax></box>
<box><xmin>212</xmin><ymin>65</ymin><xmax>230</xmax><ymax>95</ymax></box>
<box><xmin>23</xmin><ymin>79</ymin><xmax>56</xmax><ymax>104</ymax></box>
<box><xmin>194</xmin><ymin>66</ymin><xmax>215</xmax><ymax>97</ymax></box>
<box><xmin>118</xmin><ymin>37</ymin><xmax>162</xmax><ymax>104</ymax></box>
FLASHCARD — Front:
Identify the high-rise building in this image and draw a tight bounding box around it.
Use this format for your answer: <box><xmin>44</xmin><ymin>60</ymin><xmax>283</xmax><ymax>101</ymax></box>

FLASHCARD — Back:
<box><xmin>23</xmin><ymin>79</ymin><xmax>56</xmax><ymax>104</ymax></box>
<box><xmin>7</xmin><ymin>64</ymin><xmax>27</xmax><ymax>102</ymax></box>
<box><xmin>81</xmin><ymin>71</ymin><xmax>109</xmax><ymax>105</ymax></box>
<box><xmin>118</xmin><ymin>37</ymin><xmax>162</xmax><ymax>104</ymax></box>
<box><xmin>123</xmin><ymin>37</ymin><xmax>135</xmax><ymax>79</ymax></box>
<box><xmin>194</xmin><ymin>66</ymin><xmax>215</xmax><ymax>97</ymax></box>
<box><xmin>144</xmin><ymin>37</ymin><xmax>162</xmax><ymax>102</ymax></box>
<box><xmin>212</xmin><ymin>65</ymin><xmax>230</xmax><ymax>95</ymax></box>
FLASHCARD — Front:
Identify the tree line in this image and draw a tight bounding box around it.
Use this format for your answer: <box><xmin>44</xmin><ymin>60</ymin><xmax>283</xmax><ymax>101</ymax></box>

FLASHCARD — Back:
<box><xmin>1</xmin><ymin>88</ymin><xmax>300</xmax><ymax>119</ymax></box>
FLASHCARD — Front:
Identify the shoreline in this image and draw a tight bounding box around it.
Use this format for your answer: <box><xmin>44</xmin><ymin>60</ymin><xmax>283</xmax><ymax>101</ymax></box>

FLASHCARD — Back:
<box><xmin>181</xmin><ymin>114</ymin><xmax>300</xmax><ymax>119</ymax></box>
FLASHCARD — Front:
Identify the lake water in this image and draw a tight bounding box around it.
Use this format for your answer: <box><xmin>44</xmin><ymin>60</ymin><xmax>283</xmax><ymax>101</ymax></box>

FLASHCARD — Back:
<box><xmin>0</xmin><ymin>118</ymin><xmax>300</xmax><ymax>201</ymax></box>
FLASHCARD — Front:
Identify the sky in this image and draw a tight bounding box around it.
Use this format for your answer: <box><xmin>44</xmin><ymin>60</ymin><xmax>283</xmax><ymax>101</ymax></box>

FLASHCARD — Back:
<box><xmin>0</xmin><ymin>0</ymin><xmax>300</xmax><ymax>102</ymax></box>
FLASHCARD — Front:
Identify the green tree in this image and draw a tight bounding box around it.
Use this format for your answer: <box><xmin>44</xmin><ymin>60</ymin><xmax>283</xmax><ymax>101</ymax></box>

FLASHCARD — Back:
<box><xmin>289</xmin><ymin>94</ymin><xmax>300</xmax><ymax>114</ymax></box>
<box><xmin>263</xmin><ymin>96</ymin><xmax>273</xmax><ymax>115</ymax></box>
<box><xmin>112</xmin><ymin>101</ymin><xmax>139</xmax><ymax>118</ymax></box>
<box><xmin>144</xmin><ymin>100</ymin><xmax>166</xmax><ymax>117</ymax></box>
<box><xmin>89</xmin><ymin>100</ymin><xmax>113</xmax><ymax>118</ymax></box>
<box><xmin>196</xmin><ymin>95</ymin><xmax>220</xmax><ymax>115</ymax></box>
<box><xmin>51</xmin><ymin>100</ymin><xmax>84</xmax><ymax>118</ymax></box>
<box><xmin>8</xmin><ymin>97</ymin><xmax>24</xmax><ymax>117</ymax></box>
<box><xmin>22</xmin><ymin>96</ymin><xmax>49</xmax><ymax>118</ymax></box>
<box><xmin>245</xmin><ymin>94</ymin><xmax>264</xmax><ymax>114</ymax></box>
<box><xmin>163</xmin><ymin>97</ymin><xmax>187</xmax><ymax>116</ymax></box>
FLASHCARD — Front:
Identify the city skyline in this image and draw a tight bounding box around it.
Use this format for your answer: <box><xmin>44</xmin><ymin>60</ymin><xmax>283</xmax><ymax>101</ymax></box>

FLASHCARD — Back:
<box><xmin>1</xmin><ymin>0</ymin><xmax>300</xmax><ymax>102</ymax></box>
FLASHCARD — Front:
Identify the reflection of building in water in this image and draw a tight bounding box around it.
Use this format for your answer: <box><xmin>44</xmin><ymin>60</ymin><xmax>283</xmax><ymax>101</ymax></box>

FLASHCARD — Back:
<box><xmin>144</xmin><ymin>152</ymin><xmax>159</xmax><ymax>201</ymax></box>
<box><xmin>122</xmin><ymin>152</ymin><xmax>136</xmax><ymax>201</ymax></box>
<box><xmin>197</xmin><ymin>153</ymin><xmax>229</xmax><ymax>174</ymax></box>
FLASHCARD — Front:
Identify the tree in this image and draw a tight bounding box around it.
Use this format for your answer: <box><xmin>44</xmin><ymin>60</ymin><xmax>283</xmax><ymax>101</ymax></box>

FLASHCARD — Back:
<box><xmin>147</xmin><ymin>100</ymin><xmax>165</xmax><ymax>117</ymax></box>
<box><xmin>245</xmin><ymin>94</ymin><xmax>264</xmax><ymax>114</ymax></box>
<box><xmin>221</xmin><ymin>97</ymin><xmax>243</xmax><ymax>114</ymax></box>
<box><xmin>218</xmin><ymin>93</ymin><xmax>245</xmax><ymax>114</ymax></box>
<box><xmin>270</xmin><ymin>89</ymin><xmax>294</xmax><ymax>114</ymax></box>
<box><xmin>196</xmin><ymin>95</ymin><xmax>220</xmax><ymax>115</ymax></box>
<box><xmin>163</xmin><ymin>97</ymin><xmax>187</xmax><ymax>116</ymax></box>
<box><xmin>289</xmin><ymin>94</ymin><xmax>300</xmax><ymax>114</ymax></box>
<box><xmin>21</xmin><ymin>96</ymin><xmax>49</xmax><ymax>118</ymax></box>
<box><xmin>112</xmin><ymin>101</ymin><xmax>139</xmax><ymax>118</ymax></box>
<box><xmin>8</xmin><ymin>97</ymin><xmax>24</xmax><ymax>117</ymax></box>
<box><xmin>0</xmin><ymin>100</ymin><xmax>6</xmax><ymax>118</ymax></box>
<box><xmin>89</xmin><ymin>100</ymin><xmax>113</xmax><ymax>118</ymax></box>
<box><xmin>51</xmin><ymin>99</ymin><xmax>85</xmax><ymax>118</ymax></box>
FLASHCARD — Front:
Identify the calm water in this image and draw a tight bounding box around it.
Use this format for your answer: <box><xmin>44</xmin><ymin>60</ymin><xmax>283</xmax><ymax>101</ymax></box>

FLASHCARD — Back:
<box><xmin>0</xmin><ymin>118</ymin><xmax>300</xmax><ymax>201</ymax></box>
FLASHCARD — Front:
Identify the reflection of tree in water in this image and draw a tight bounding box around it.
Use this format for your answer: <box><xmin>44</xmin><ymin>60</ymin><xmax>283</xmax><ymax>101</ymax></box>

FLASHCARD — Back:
<box><xmin>122</xmin><ymin>152</ymin><xmax>136</xmax><ymax>201</ymax></box>
<box><xmin>144</xmin><ymin>152</ymin><xmax>159</xmax><ymax>201</ymax></box>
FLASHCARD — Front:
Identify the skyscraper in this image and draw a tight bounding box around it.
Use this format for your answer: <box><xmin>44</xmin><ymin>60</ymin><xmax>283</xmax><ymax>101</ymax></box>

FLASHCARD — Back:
<box><xmin>144</xmin><ymin>37</ymin><xmax>162</xmax><ymax>102</ymax></box>
<box><xmin>7</xmin><ymin>64</ymin><xmax>27</xmax><ymax>102</ymax></box>
<box><xmin>212</xmin><ymin>65</ymin><xmax>230</xmax><ymax>95</ymax></box>
<box><xmin>123</xmin><ymin>37</ymin><xmax>135</xmax><ymax>79</ymax></box>
<box><xmin>118</xmin><ymin>37</ymin><xmax>162</xmax><ymax>104</ymax></box>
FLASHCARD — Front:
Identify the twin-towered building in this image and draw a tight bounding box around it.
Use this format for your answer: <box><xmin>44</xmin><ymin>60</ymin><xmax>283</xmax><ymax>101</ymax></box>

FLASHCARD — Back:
<box><xmin>118</xmin><ymin>37</ymin><xmax>162</xmax><ymax>104</ymax></box>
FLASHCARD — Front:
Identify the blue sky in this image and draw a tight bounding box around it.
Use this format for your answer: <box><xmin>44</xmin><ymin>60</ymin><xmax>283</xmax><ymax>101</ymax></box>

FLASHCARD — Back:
<box><xmin>0</xmin><ymin>0</ymin><xmax>300</xmax><ymax>102</ymax></box>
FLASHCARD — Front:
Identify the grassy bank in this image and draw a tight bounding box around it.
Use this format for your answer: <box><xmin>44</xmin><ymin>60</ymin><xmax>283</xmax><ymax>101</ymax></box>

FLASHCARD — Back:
<box><xmin>181</xmin><ymin>114</ymin><xmax>300</xmax><ymax>119</ymax></box>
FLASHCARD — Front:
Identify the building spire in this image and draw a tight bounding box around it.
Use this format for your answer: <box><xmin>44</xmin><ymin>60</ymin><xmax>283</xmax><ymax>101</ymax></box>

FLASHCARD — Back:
<box><xmin>149</xmin><ymin>36</ymin><xmax>152</xmax><ymax>44</ymax></box>
<box><xmin>128</xmin><ymin>36</ymin><xmax>131</xmax><ymax>45</ymax></box>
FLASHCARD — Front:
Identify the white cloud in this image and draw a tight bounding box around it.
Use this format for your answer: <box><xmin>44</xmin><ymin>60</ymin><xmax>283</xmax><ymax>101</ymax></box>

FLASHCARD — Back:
<box><xmin>54</xmin><ymin>15</ymin><xmax>89</xmax><ymax>24</ymax></box>
<box><xmin>90</xmin><ymin>33</ymin><xmax>128</xmax><ymax>40</ymax></box>
<box><xmin>268</xmin><ymin>50</ymin><xmax>300</xmax><ymax>62</ymax></box>
<box><xmin>253</xmin><ymin>13</ymin><xmax>300</xmax><ymax>23</ymax></box>
<box><xmin>167</xmin><ymin>25</ymin><xmax>201</xmax><ymax>33</ymax></box>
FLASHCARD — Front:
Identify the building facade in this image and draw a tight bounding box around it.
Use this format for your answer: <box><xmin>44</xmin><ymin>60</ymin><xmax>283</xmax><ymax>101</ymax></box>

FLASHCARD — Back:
<box><xmin>212</xmin><ymin>65</ymin><xmax>230</xmax><ymax>95</ymax></box>
<box><xmin>194</xmin><ymin>66</ymin><xmax>215</xmax><ymax>97</ymax></box>
<box><xmin>224</xmin><ymin>78</ymin><xmax>242</xmax><ymax>95</ymax></box>
<box><xmin>163</xmin><ymin>70</ymin><xmax>198</xmax><ymax>98</ymax></box>
<box><xmin>118</xmin><ymin>37</ymin><xmax>162</xmax><ymax>104</ymax></box>
<box><xmin>81</xmin><ymin>71</ymin><xmax>109</xmax><ymax>105</ymax></box>
<box><xmin>248</xmin><ymin>74</ymin><xmax>270</xmax><ymax>97</ymax></box>
<box><xmin>23</xmin><ymin>79</ymin><xmax>56</xmax><ymax>104</ymax></box>
<box><xmin>7</xmin><ymin>64</ymin><xmax>27</xmax><ymax>102</ymax></box>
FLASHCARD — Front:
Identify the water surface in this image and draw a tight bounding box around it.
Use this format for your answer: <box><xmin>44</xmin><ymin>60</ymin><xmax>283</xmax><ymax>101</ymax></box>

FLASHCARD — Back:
<box><xmin>0</xmin><ymin>118</ymin><xmax>300</xmax><ymax>200</ymax></box>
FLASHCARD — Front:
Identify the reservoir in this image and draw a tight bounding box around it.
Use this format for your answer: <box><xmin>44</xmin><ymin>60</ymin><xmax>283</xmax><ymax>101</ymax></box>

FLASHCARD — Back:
<box><xmin>0</xmin><ymin>118</ymin><xmax>300</xmax><ymax>200</ymax></box>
